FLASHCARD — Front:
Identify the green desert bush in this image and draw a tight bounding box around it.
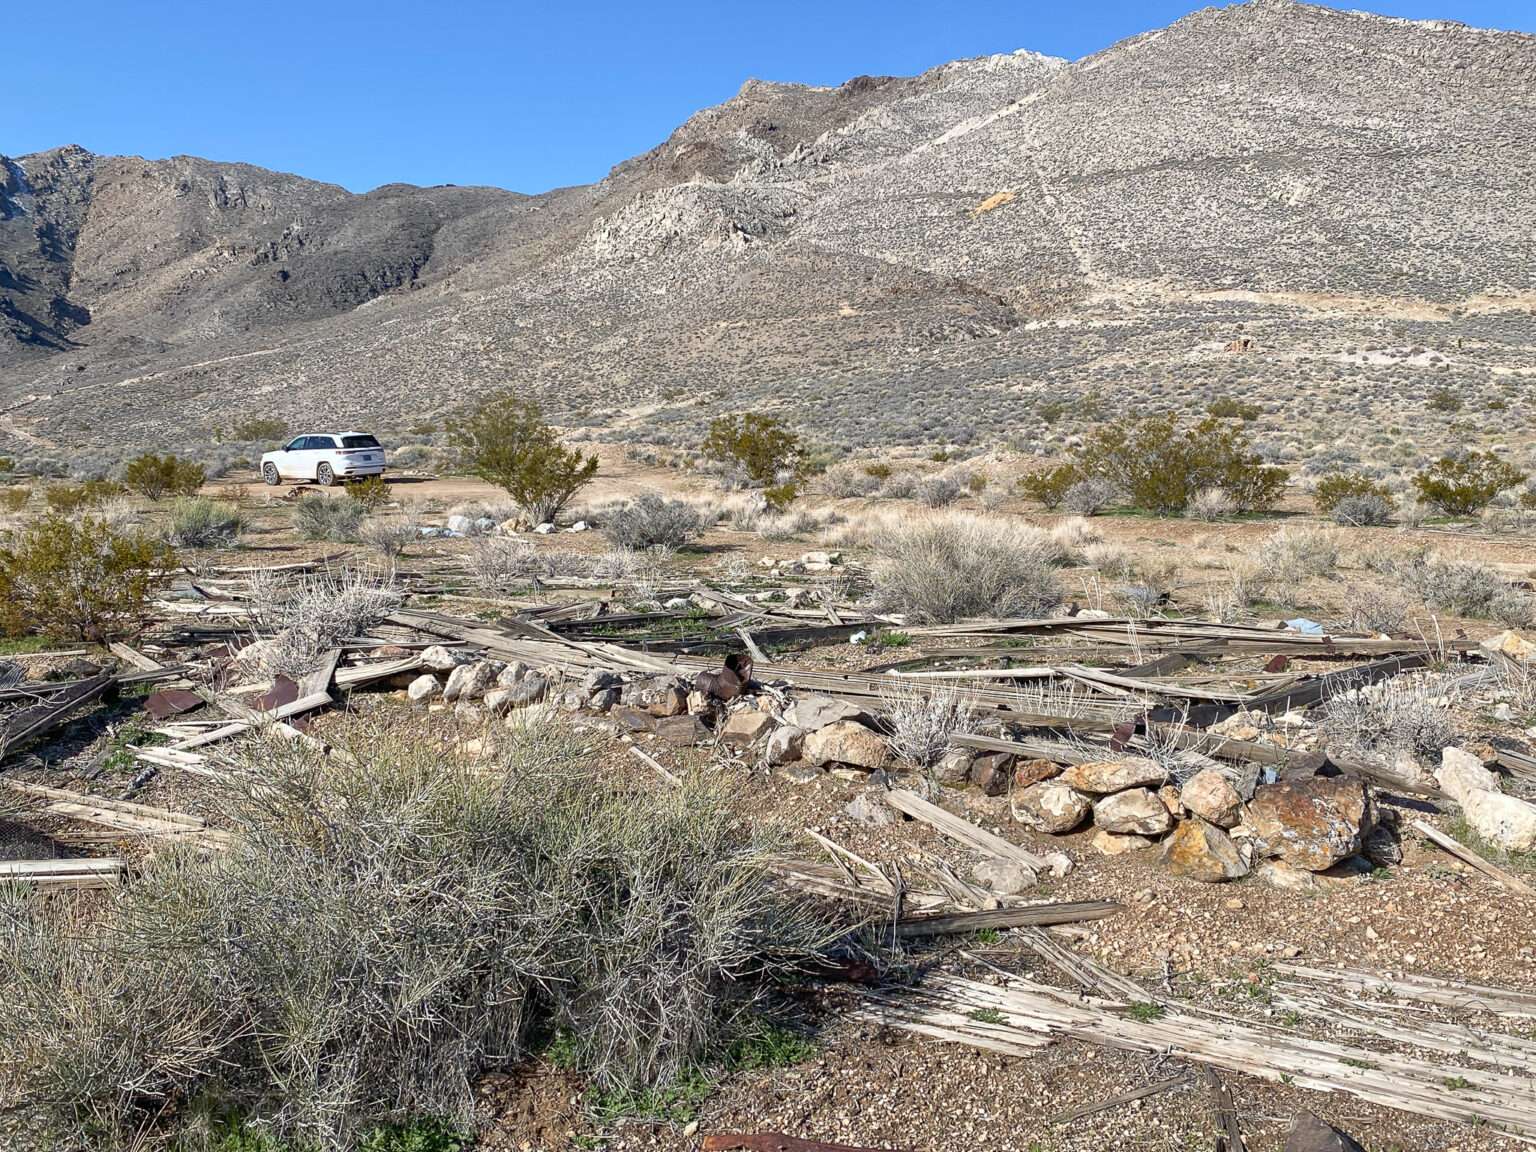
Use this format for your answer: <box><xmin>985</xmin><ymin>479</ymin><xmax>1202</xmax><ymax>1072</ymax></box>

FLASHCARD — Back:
<box><xmin>1016</xmin><ymin>463</ymin><xmax>1077</xmax><ymax>510</ymax></box>
<box><xmin>448</xmin><ymin>392</ymin><xmax>598</xmax><ymax>525</ymax></box>
<box><xmin>123</xmin><ymin>454</ymin><xmax>206</xmax><ymax>500</ymax></box>
<box><xmin>702</xmin><ymin>413</ymin><xmax>804</xmax><ymax>505</ymax></box>
<box><xmin>603</xmin><ymin>494</ymin><xmax>705</xmax><ymax>550</ymax></box>
<box><xmin>0</xmin><ymin>720</ymin><xmax>832</xmax><ymax>1150</ymax></box>
<box><xmin>1313</xmin><ymin>471</ymin><xmax>1393</xmax><ymax>515</ymax></box>
<box><xmin>293</xmin><ymin>496</ymin><xmax>365</xmax><ymax>542</ymax></box>
<box><xmin>166</xmin><ymin>498</ymin><xmax>245</xmax><ymax>548</ymax></box>
<box><xmin>1</xmin><ymin>486</ymin><xmax>29</xmax><ymax>513</ymax></box>
<box><xmin>872</xmin><ymin>512</ymin><xmax>1063</xmax><ymax>623</ymax></box>
<box><xmin>0</xmin><ymin>514</ymin><xmax>173</xmax><ymax>640</ymax></box>
<box><xmin>1068</xmin><ymin>415</ymin><xmax>1286</xmax><ymax>514</ymax></box>
<box><xmin>44</xmin><ymin>479</ymin><xmax>125</xmax><ymax>514</ymax></box>
<box><xmin>344</xmin><ymin>475</ymin><xmax>392</xmax><ymax>510</ymax></box>
<box><xmin>1411</xmin><ymin>451</ymin><xmax>1525</xmax><ymax>516</ymax></box>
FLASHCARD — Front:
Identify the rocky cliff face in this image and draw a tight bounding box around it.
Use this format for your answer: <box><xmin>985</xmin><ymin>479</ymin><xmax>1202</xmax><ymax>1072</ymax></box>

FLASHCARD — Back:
<box><xmin>1</xmin><ymin>0</ymin><xmax>1533</xmax><ymax>456</ymax></box>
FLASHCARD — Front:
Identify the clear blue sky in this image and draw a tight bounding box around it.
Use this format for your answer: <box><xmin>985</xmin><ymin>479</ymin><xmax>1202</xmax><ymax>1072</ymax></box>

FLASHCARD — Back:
<box><xmin>4</xmin><ymin>0</ymin><xmax>1529</xmax><ymax>194</ymax></box>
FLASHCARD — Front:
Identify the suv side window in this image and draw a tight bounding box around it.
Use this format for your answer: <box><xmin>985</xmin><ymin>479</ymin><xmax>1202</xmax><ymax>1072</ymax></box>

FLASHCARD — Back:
<box><xmin>310</xmin><ymin>436</ymin><xmax>336</xmax><ymax>450</ymax></box>
<box><xmin>284</xmin><ymin>437</ymin><xmax>307</xmax><ymax>451</ymax></box>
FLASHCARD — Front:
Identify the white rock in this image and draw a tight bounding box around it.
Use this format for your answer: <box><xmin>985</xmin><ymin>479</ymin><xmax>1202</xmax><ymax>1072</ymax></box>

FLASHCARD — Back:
<box><xmin>1436</xmin><ymin>746</ymin><xmax>1500</xmax><ymax>804</ymax></box>
<box><xmin>445</xmin><ymin>514</ymin><xmax>474</xmax><ymax>535</ymax></box>
<box><xmin>1462</xmin><ymin>790</ymin><xmax>1536</xmax><ymax>853</ymax></box>
<box><xmin>420</xmin><ymin>645</ymin><xmax>472</xmax><ymax>672</ymax></box>
<box><xmin>970</xmin><ymin>857</ymin><xmax>1036</xmax><ymax>895</ymax></box>
<box><xmin>534</xmin><ymin>522</ymin><xmax>556</xmax><ymax>534</ymax></box>
<box><xmin>406</xmin><ymin>674</ymin><xmax>441</xmax><ymax>703</ymax></box>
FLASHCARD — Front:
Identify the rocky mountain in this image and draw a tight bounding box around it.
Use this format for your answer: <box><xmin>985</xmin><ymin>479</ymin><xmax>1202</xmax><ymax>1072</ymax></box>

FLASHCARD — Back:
<box><xmin>2</xmin><ymin>0</ymin><xmax>1533</xmax><ymax>462</ymax></box>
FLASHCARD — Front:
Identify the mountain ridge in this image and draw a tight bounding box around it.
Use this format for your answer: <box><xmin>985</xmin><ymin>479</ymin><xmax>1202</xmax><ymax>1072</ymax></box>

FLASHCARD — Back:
<box><xmin>2</xmin><ymin>0</ymin><xmax>1534</xmax><ymax>462</ymax></box>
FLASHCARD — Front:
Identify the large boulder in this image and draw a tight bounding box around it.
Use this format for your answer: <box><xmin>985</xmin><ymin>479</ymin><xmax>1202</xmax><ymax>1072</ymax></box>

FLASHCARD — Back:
<box><xmin>1012</xmin><ymin>781</ymin><xmax>1090</xmax><ymax>834</ymax></box>
<box><xmin>1093</xmin><ymin>788</ymin><xmax>1174</xmax><ymax>836</ymax></box>
<box><xmin>1461</xmin><ymin>789</ymin><xmax>1536</xmax><ymax>853</ymax></box>
<box><xmin>1246</xmin><ymin>777</ymin><xmax>1368</xmax><ymax>871</ymax></box>
<box><xmin>719</xmin><ymin>709</ymin><xmax>774</xmax><ymax>748</ymax></box>
<box><xmin>785</xmin><ymin>695</ymin><xmax>865</xmax><ymax>731</ymax></box>
<box><xmin>1061</xmin><ymin>757</ymin><xmax>1166</xmax><ymax>794</ymax></box>
<box><xmin>971</xmin><ymin>857</ymin><xmax>1036</xmax><ymax>895</ymax></box>
<box><xmin>969</xmin><ymin>752</ymin><xmax>1014</xmax><ymax>796</ymax></box>
<box><xmin>420</xmin><ymin>644</ymin><xmax>472</xmax><ymax>672</ymax></box>
<box><xmin>803</xmin><ymin>721</ymin><xmax>890</xmax><ymax>771</ymax></box>
<box><xmin>1163</xmin><ymin>819</ymin><xmax>1249</xmax><ymax>882</ymax></box>
<box><xmin>406</xmin><ymin>673</ymin><xmax>441</xmax><ymax>703</ymax></box>
<box><xmin>765</xmin><ymin>724</ymin><xmax>806</xmax><ymax>765</ymax></box>
<box><xmin>1435</xmin><ymin>746</ymin><xmax>1500</xmax><ymax>804</ymax></box>
<box><xmin>1180</xmin><ymin>769</ymin><xmax>1242</xmax><ymax>828</ymax></box>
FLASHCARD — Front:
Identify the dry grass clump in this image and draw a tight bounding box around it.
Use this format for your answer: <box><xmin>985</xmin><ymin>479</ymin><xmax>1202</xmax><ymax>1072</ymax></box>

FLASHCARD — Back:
<box><xmin>602</xmin><ymin>494</ymin><xmax>704</xmax><ymax>550</ymax></box>
<box><xmin>1250</xmin><ymin>525</ymin><xmax>1340</xmax><ymax>588</ymax></box>
<box><xmin>871</xmin><ymin>513</ymin><xmax>1063</xmax><ymax>623</ymax></box>
<box><xmin>357</xmin><ymin>509</ymin><xmax>422</xmax><ymax>565</ymax></box>
<box><xmin>165</xmin><ymin>497</ymin><xmax>245</xmax><ymax>548</ymax></box>
<box><xmin>0</xmin><ymin>719</ymin><xmax>833</xmax><ymax>1150</ymax></box>
<box><xmin>294</xmin><ymin>495</ymin><xmax>365</xmax><ymax>542</ymax></box>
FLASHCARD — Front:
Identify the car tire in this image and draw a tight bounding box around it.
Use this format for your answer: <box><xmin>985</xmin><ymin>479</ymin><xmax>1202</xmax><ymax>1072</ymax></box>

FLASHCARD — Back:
<box><xmin>262</xmin><ymin>463</ymin><xmax>281</xmax><ymax>486</ymax></box>
<box><xmin>317</xmin><ymin>463</ymin><xmax>335</xmax><ymax>487</ymax></box>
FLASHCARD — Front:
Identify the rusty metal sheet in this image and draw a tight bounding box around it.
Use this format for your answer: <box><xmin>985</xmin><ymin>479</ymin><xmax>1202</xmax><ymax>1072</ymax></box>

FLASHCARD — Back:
<box><xmin>144</xmin><ymin>688</ymin><xmax>203</xmax><ymax>720</ymax></box>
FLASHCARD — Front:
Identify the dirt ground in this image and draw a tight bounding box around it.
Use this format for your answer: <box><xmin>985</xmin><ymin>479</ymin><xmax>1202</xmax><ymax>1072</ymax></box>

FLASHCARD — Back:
<box><xmin>6</xmin><ymin>451</ymin><xmax>1536</xmax><ymax>1152</ymax></box>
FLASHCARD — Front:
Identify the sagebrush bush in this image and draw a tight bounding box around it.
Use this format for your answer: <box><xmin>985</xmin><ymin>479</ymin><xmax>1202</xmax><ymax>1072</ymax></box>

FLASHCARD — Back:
<box><xmin>1392</xmin><ymin>553</ymin><xmax>1533</xmax><ymax>624</ymax></box>
<box><xmin>1060</xmin><ymin>477</ymin><xmax>1119</xmax><ymax>516</ymax></box>
<box><xmin>872</xmin><ymin>513</ymin><xmax>1063</xmax><ymax>623</ymax></box>
<box><xmin>0</xmin><ymin>720</ymin><xmax>831</xmax><ymax>1149</ymax></box>
<box><xmin>820</xmin><ymin>464</ymin><xmax>881</xmax><ymax>499</ymax></box>
<box><xmin>166</xmin><ymin>497</ymin><xmax>245</xmax><ymax>547</ymax></box>
<box><xmin>1251</xmin><ymin>525</ymin><xmax>1340</xmax><ymax>588</ymax></box>
<box><xmin>879</xmin><ymin>683</ymin><xmax>978</xmax><ymax>766</ymax></box>
<box><xmin>1331</xmin><ymin>493</ymin><xmax>1393</xmax><ymax>526</ymax></box>
<box><xmin>0</xmin><ymin>514</ymin><xmax>173</xmax><ymax>640</ymax></box>
<box><xmin>915</xmin><ymin>474</ymin><xmax>962</xmax><ymax>509</ymax></box>
<box><xmin>1186</xmin><ymin>487</ymin><xmax>1237</xmax><ymax>521</ymax></box>
<box><xmin>123</xmin><ymin>454</ymin><xmax>205</xmax><ymax>500</ymax></box>
<box><xmin>358</xmin><ymin>513</ymin><xmax>420</xmax><ymax>564</ymax></box>
<box><xmin>1321</xmin><ymin>676</ymin><xmax>1457</xmax><ymax>760</ymax></box>
<box><xmin>294</xmin><ymin>496</ymin><xmax>365</xmax><ymax>542</ymax></box>
<box><xmin>1411</xmin><ymin>451</ymin><xmax>1525</xmax><ymax>516</ymax></box>
<box><xmin>245</xmin><ymin>567</ymin><xmax>403</xmax><ymax>677</ymax></box>
<box><xmin>344</xmin><ymin>475</ymin><xmax>392</xmax><ymax>510</ymax></box>
<box><xmin>603</xmin><ymin>494</ymin><xmax>704</xmax><ymax>549</ymax></box>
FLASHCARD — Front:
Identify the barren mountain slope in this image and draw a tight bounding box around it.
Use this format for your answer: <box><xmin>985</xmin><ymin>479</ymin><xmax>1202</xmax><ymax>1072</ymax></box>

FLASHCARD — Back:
<box><xmin>1</xmin><ymin>0</ymin><xmax>1533</xmax><ymax>459</ymax></box>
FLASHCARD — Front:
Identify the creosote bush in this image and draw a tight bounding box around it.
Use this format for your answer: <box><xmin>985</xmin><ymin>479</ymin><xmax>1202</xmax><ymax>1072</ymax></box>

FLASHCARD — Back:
<box><xmin>1411</xmin><ymin>451</ymin><xmax>1525</xmax><ymax>516</ymax></box>
<box><xmin>1313</xmin><ymin>471</ymin><xmax>1393</xmax><ymax>515</ymax></box>
<box><xmin>0</xmin><ymin>719</ymin><xmax>832</xmax><ymax>1150</ymax></box>
<box><xmin>603</xmin><ymin>494</ymin><xmax>704</xmax><ymax>550</ymax></box>
<box><xmin>448</xmin><ymin>392</ymin><xmax>598</xmax><ymax>525</ymax></box>
<box><xmin>344</xmin><ymin>475</ymin><xmax>392</xmax><ymax>510</ymax></box>
<box><xmin>45</xmin><ymin>479</ymin><xmax>125</xmax><ymax>514</ymax></box>
<box><xmin>872</xmin><ymin>513</ymin><xmax>1063</xmax><ymax>623</ymax></box>
<box><xmin>703</xmin><ymin>413</ymin><xmax>804</xmax><ymax>510</ymax></box>
<box><xmin>1069</xmin><ymin>415</ymin><xmax>1286</xmax><ymax>515</ymax></box>
<box><xmin>123</xmin><ymin>454</ymin><xmax>206</xmax><ymax>501</ymax></box>
<box><xmin>0</xmin><ymin>513</ymin><xmax>173</xmax><ymax>640</ymax></box>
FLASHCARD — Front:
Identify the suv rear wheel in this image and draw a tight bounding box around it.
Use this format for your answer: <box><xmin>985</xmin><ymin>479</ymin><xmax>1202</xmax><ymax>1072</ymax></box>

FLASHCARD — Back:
<box><xmin>262</xmin><ymin>462</ymin><xmax>281</xmax><ymax>486</ymax></box>
<box><xmin>317</xmin><ymin>463</ymin><xmax>335</xmax><ymax>486</ymax></box>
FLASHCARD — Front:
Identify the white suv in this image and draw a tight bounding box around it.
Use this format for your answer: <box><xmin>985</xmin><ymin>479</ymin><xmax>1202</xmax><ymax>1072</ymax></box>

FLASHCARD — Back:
<box><xmin>261</xmin><ymin>432</ymin><xmax>387</xmax><ymax>486</ymax></box>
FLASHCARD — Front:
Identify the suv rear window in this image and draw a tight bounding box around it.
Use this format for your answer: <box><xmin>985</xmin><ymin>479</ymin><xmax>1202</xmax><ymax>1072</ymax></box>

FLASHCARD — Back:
<box><xmin>341</xmin><ymin>435</ymin><xmax>381</xmax><ymax>449</ymax></box>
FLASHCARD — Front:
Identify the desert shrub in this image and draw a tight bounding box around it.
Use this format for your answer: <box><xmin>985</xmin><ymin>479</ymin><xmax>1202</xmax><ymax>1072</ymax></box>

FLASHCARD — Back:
<box><xmin>1393</xmin><ymin>553</ymin><xmax>1533</xmax><ymax>624</ymax></box>
<box><xmin>1016</xmin><ymin>463</ymin><xmax>1077</xmax><ymax>510</ymax></box>
<box><xmin>345</xmin><ymin>475</ymin><xmax>392</xmax><ymax>510</ymax></box>
<box><xmin>1427</xmin><ymin>387</ymin><xmax>1462</xmax><ymax>413</ymax></box>
<box><xmin>246</xmin><ymin>567</ymin><xmax>403</xmax><ymax>677</ymax></box>
<box><xmin>879</xmin><ymin>683</ymin><xmax>978</xmax><ymax>767</ymax></box>
<box><xmin>702</xmin><ymin>413</ymin><xmax>804</xmax><ymax>494</ymax></box>
<box><xmin>879</xmin><ymin>472</ymin><xmax>920</xmax><ymax>500</ymax></box>
<box><xmin>166</xmin><ymin>497</ymin><xmax>245</xmax><ymax>548</ymax></box>
<box><xmin>1251</xmin><ymin>526</ymin><xmax>1340</xmax><ymax>588</ymax></box>
<box><xmin>448</xmin><ymin>392</ymin><xmax>598</xmax><ymax>525</ymax></box>
<box><xmin>915</xmin><ymin>474</ymin><xmax>962</xmax><ymax>509</ymax></box>
<box><xmin>863</xmin><ymin>462</ymin><xmax>893</xmax><ymax>481</ymax></box>
<box><xmin>0</xmin><ymin>721</ymin><xmax>828</xmax><ymax>1149</ymax></box>
<box><xmin>1070</xmin><ymin>415</ymin><xmax>1286</xmax><ymax>514</ymax></box>
<box><xmin>1080</xmin><ymin>541</ymin><xmax>1133</xmax><ymax>578</ymax></box>
<box><xmin>45</xmin><ymin>479</ymin><xmax>125</xmax><ymax>514</ymax></box>
<box><xmin>1346</xmin><ymin>586</ymin><xmax>1412</xmax><ymax>634</ymax></box>
<box><xmin>1186</xmin><ymin>487</ymin><xmax>1237</xmax><ymax>521</ymax></box>
<box><xmin>463</xmin><ymin>536</ymin><xmax>554</xmax><ymax>593</ymax></box>
<box><xmin>872</xmin><ymin>513</ymin><xmax>1062</xmax><ymax>623</ymax></box>
<box><xmin>1206</xmin><ymin>396</ymin><xmax>1261</xmax><ymax>421</ymax></box>
<box><xmin>123</xmin><ymin>453</ymin><xmax>205</xmax><ymax>500</ymax></box>
<box><xmin>820</xmin><ymin>464</ymin><xmax>881</xmax><ymax>499</ymax></box>
<box><xmin>1321</xmin><ymin>675</ymin><xmax>1457</xmax><ymax>760</ymax></box>
<box><xmin>221</xmin><ymin>416</ymin><xmax>289</xmax><ymax>443</ymax></box>
<box><xmin>1060</xmin><ymin>476</ymin><xmax>1119</xmax><ymax>516</ymax></box>
<box><xmin>1313</xmin><ymin>471</ymin><xmax>1393</xmax><ymax>514</ymax></box>
<box><xmin>1331</xmin><ymin>493</ymin><xmax>1393</xmax><ymax>527</ymax></box>
<box><xmin>358</xmin><ymin>513</ymin><xmax>420</xmax><ymax>564</ymax></box>
<box><xmin>0</xmin><ymin>514</ymin><xmax>173</xmax><ymax>640</ymax></box>
<box><xmin>294</xmin><ymin>496</ymin><xmax>365</xmax><ymax>542</ymax></box>
<box><xmin>604</xmin><ymin>494</ymin><xmax>704</xmax><ymax>550</ymax></box>
<box><xmin>1</xmin><ymin>486</ymin><xmax>31</xmax><ymax>513</ymax></box>
<box><xmin>1411</xmin><ymin>451</ymin><xmax>1525</xmax><ymax>516</ymax></box>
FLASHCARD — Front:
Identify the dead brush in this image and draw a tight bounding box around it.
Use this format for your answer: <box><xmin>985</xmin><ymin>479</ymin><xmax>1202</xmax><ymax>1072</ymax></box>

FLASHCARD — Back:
<box><xmin>1320</xmin><ymin>672</ymin><xmax>1459</xmax><ymax>761</ymax></box>
<box><xmin>871</xmin><ymin>512</ymin><xmax>1064</xmax><ymax>624</ymax></box>
<box><xmin>877</xmin><ymin>681</ymin><xmax>980</xmax><ymax>767</ymax></box>
<box><xmin>244</xmin><ymin>566</ymin><xmax>402</xmax><ymax>678</ymax></box>
<box><xmin>0</xmin><ymin>718</ymin><xmax>839</xmax><ymax>1150</ymax></box>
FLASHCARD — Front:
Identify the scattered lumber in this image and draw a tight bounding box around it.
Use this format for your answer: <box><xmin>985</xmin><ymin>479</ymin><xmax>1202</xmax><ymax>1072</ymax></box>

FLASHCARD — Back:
<box><xmin>893</xmin><ymin>900</ymin><xmax>1120</xmax><ymax>939</ymax></box>
<box><xmin>1273</xmin><ymin>963</ymin><xmax>1536</xmax><ymax>1018</ymax></box>
<box><xmin>4</xmin><ymin>780</ymin><xmax>232</xmax><ymax>849</ymax></box>
<box><xmin>1203</xmin><ymin>1066</ymin><xmax>1248</xmax><ymax>1152</ymax></box>
<box><xmin>0</xmin><ymin>673</ymin><xmax>118</xmax><ymax>762</ymax></box>
<box><xmin>0</xmin><ymin>857</ymin><xmax>124</xmax><ymax>890</ymax></box>
<box><xmin>1047</xmin><ymin>1075</ymin><xmax>1191</xmax><ymax>1125</ymax></box>
<box><xmin>858</xmin><ymin>970</ymin><xmax>1536</xmax><ymax>1135</ymax></box>
<box><xmin>1412</xmin><ymin>818</ymin><xmax>1536</xmax><ymax>896</ymax></box>
<box><xmin>702</xmin><ymin>1135</ymin><xmax>910</xmax><ymax>1152</ymax></box>
<box><xmin>885</xmin><ymin>789</ymin><xmax>1068</xmax><ymax>876</ymax></box>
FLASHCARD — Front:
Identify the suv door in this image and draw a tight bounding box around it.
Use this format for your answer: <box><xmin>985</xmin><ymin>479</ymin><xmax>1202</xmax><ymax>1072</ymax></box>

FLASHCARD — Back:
<box><xmin>276</xmin><ymin>437</ymin><xmax>310</xmax><ymax>480</ymax></box>
<box><xmin>307</xmin><ymin>435</ymin><xmax>337</xmax><ymax>481</ymax></box>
